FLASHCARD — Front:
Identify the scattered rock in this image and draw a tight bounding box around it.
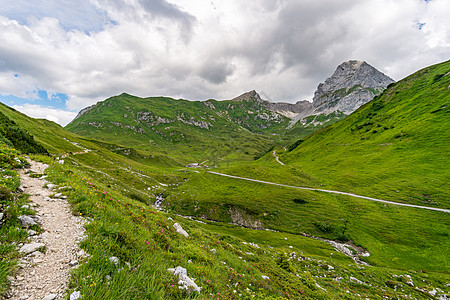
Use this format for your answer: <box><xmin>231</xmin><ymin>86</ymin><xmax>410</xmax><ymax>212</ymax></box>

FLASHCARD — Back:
<box><xmin>168</xmin><ymin>266</ymin><xmax>201</xmax><ymax>293</ymax></box>
<box><xmin>0</xmin><ymin>213</ymin><xmax>3</xmax><ymax>222</ymax></box>
<box><xmin>76</xmin><ymin>249</ymin><xmax>87</xmax><ymax>258</ymax></box>
<box><xmin>54</xmin><ymin>193</ymin><xmax>62</xmax><ymax>198</ymax></box>
<box><xmin>46</xmin><ymin>184</ymin><xmax>57</xmax><ymax>190</ymax></box>
<box><xmin>109</xmin><ymin>256</ymin><xmax>120</xmax><ymax>265</ymax></box>
<box><xmin>43</xmin><ymin>294</ymin><xmax>57</xmax><ymax>300</ymax></box>
<box><xmin>261</xmin><ymin>275</ymin><xmax>270</xmax><ymax>280</ymax></box>
<box><xmin>70</xmin><ymin>291</ymin><xmax>81</xmax><ymax>300</ymax></box>
<box><xmin>350</xmin><ymin>276</ymin><xmax>364</xmax><ymax>285</ymax></box>
<box><xmin>27</xmin><ymin>230</ymin><xmax>37</xmax><ymax>236</ymax></box>
<box><xmin>403</xmin><ymin>274</ymin><xmax>414</xmax><ymax>286</ymax></box>
<box><xmin>173</xmin><ymin>223</ymin><xmax>189</xmax><ymax>237</ymax></box>
<box><xmin>210</xmin><ymin>249</ymin><xmax>216</xmax><ymax>254</ymax></box>
<box><xmin>29</xmin><ymin>251</ymin><xmax>44</xmax><ymax>257</ymax></box>
<box><xmin>19</xmin><ymin>242</ymin><xmax>45</xmax><ymax>254</ymax></box>
<box><xmin>328</xmin><ymin>265</ymin><xmax>335</xmax><ymax>271</ymax></box>
<box><xmin>69</xmin><ymin>260</ymin><xmax>78</xmax><ymax>266</ymax></box>
<box><xmin>18</xmin><ymin>215</ymin><xmax>38</xmax><ymax>227</ymax></box>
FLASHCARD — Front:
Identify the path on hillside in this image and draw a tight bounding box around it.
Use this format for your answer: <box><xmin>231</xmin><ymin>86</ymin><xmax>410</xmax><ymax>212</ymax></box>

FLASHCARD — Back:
<box><xmin>208</xmin><ymin>171</ymin><xmax>450</xmax><ymax>213</ymax></box>
<box><xmin>9</xmin><ymin>160</ymin><xmax>85</xmax><ymax>299</ymax></box>
<box><xmin>272</xmin><ymin>151</ymin><xmax>285</xmax><ymax>165</ymax></box>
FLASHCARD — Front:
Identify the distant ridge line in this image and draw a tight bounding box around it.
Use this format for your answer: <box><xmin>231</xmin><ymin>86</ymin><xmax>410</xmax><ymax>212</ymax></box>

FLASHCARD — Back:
<box><xmin>208</xmin><ymin>171</ymin><xmax>450</xmax><ymax>213</ymax></box>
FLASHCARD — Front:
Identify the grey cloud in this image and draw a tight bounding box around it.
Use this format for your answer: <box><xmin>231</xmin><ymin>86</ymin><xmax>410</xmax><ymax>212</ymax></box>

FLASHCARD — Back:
<box><xmin>199</xmin><ymin>60</ymin><xmax>235</xmax><ymax>84</ymax></box>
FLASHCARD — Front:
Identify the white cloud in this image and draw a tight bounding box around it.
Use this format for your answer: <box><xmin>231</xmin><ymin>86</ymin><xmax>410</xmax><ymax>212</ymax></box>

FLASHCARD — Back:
<box><xmin>0</xmin><ymin>0</ymin><xmax>449</xmax><ymax>120</ymax></box>
<box><xmin>12</xmin><ymin>104</ymin><xmax>77</xmax><ymax>126</ymax></box>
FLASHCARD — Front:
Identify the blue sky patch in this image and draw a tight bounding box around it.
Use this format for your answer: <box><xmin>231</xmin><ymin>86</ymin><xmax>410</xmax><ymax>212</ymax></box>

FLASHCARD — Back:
<box><xmin>0</xmin><ymin>0</ymin><xmax>111</xmax><ymax>33</ymax></box>
<box><xmin>0</xmin><ymin>90</ymin><xmax>68</xmax><ymax>110</ymax></box>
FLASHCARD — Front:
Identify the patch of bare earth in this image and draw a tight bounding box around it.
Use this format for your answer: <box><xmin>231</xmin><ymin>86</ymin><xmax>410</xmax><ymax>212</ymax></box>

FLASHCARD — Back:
<box><xmin>7</xmin><ymin>160</ymin><xmax>85</xmax><ymax>300</ymax></box>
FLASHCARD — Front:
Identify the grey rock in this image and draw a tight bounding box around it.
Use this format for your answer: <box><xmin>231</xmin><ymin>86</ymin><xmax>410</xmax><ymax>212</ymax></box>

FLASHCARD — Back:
<box><xmin>43</xmin><ymin>294</ymin><xmax>57</xmax><ymax>300</ymax></box>
<box><xmin>19</xmin><ymin>242</ymin><xmax>45</xmax><ymax>254</ymax></box>
<box><xmin>350</xmin><ymin>276</ymin><xmax>364</xmax><ymax>285</ymax></box>
<box><xmin>210</xmin><ymin>249</ymin><xmax>216</xmax><ymax>254</ymax></box>
<box><xmin>173</xmin><ymin>223</ymin><xmax>189</xmax><ymax>237</ymax></box>
<box><xmin>54</xmin><ymin>193</ymin><xmax>62</xmax><ymax>198</ymax></box>
<box><xmin>109</xmin><ymin>256</ymin><xmax>119</xmax><ymax>265</ymax></box>
<box><xmin>18</xmin><ymin>215</ymin><xmax>37</xmax><ymax>227</ymax></box>
<box><xmin>46</xmin><ymin>184</ymin><xmax>57</xmax><ymax>190</ymax></box>
<box><xmin>168</xmin><ymin>266</ymin><xmax>201</xmax><ymax>293</ymax></box>
<box><xmin>0</xmin><ymin>213</ymin><xmax>3</xmax><ymax>222</ymax></box>
<box><xmin>69</xmin><ymin>260</ymin><xmax>78</xmax><ymax>266</ymax></box>
<box><xmin>27</xmin><ymin>230</ymin><xmax>37</xmax><ymax>236</ymax></box>
<box><xmin>312</xmin><ymin>60</ymin><xmax>394</xmax><ymax>114</ymax></box>
<box><xmin>70</xmin><ymin>290</ymin><xmax>81</xmax><ymax>300</ymax></box>
<box><xmin>76</xmin><ymin>249</ymin><xmax>87</xmax><ymax>258</ymax></box>
<box><xmin>261</xmin><ymin>275</ymin><xmax>270</xmax><ymax>280</ymax></box>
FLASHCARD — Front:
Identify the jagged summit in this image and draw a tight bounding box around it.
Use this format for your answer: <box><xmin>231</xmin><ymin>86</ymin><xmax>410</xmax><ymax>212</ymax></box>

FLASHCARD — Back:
<box><xmin>230</xmin><ymin>90</ymin><xmax>265</xmax><ymax>103</ymax></box>
<box><xmin>312</xmin><ymin>60</ymin><xmax>394</xmax><ymax>113</ymax></box>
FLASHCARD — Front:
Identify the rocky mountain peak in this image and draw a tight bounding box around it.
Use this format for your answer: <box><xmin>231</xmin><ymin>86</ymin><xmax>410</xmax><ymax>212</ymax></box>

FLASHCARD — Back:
<box><xmin>231</xmin><ymin>90</ymin><xmax>265</xmax><ymax>104</ymax></box>
<box><xmin>312</xmin><ymin>60</ymin><xmax>394</xmax><ymax>113</ymax></box>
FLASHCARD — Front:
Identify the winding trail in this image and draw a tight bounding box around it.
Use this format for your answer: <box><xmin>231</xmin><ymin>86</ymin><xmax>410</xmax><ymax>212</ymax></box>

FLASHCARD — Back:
<box><xmin>272</xmin><ymin>151</ymin><xmax>285</xmax><ymax>165</ymax></box>
<box><xmin>9</xmin><ymin>160</ymin><xmax>85</xmax><ymax>299</ymax></box>
<box><xmin>208</xmin><ymin>171</ymin><xmax>450</xmax><ymax>213</ymax></box>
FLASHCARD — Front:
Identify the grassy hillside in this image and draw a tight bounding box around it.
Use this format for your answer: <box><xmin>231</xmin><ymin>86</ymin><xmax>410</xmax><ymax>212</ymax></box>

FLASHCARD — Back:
<box><xmin>65</xmin><ymin>93</ymin><xmax>285</xmax><ymax>164</ymax></box>
<box><xmin>162</xmin><ymin>61</ymin><xmax>450</xmax><ymax>276</ymax></box>
<box><xmin>282</xmin><ymin>59</ymin><xmax>450</xmax><ymax>208</ymax></box>
<box><xmin>0</xmin><ymin>61</ymin><xmax>449</xmax><ymax>298</ymax></box>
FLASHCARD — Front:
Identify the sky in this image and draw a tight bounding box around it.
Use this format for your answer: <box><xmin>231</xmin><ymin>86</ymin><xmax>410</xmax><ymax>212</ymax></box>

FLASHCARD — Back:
<box><xmin>0</xmin><ymin>0</ymin><xmax>449</xmax><ymax>126</ymax></box>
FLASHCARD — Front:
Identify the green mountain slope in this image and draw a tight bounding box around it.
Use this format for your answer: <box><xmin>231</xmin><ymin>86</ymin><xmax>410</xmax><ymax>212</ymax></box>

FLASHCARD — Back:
<box><xmin>0</xmin><ymin>61</ymin><xmax>448</xmax><ymax>298</ymax></box>
<box><xmin>282</xmin><ymin>59</ymin><xmax>450</xmax><ymax>208</ymax></box>
<box><xmin>162</xmin><ymin>61</ymin><xmax>450</xmax><ymax>273</ymax></box>
<box><xmin>66</xmin><ymin>93</ymin><xmax>285</xmax><ymax>164</ymax></box>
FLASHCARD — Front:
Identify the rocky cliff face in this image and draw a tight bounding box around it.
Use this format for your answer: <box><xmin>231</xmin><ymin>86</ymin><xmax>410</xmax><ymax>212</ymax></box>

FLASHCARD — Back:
<box><xmin>311</xmin><ymin>60</ymin><xmax>394</xmax><ymax>114</ymax></box>
<box><xmin>262</xmin><ymin>60</ymin><xmax>394</xmax><ymax>125</ymax></box>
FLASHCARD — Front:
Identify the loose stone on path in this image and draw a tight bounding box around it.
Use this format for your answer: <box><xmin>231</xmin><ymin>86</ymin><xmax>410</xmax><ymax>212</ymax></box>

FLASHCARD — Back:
<box><xmin>8</xmin><ymin>160</ymin><xmax>86</xmax><ymax>299</ymax></box>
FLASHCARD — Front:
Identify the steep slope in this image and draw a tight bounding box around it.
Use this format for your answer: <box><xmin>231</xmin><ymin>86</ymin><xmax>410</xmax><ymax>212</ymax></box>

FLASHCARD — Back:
<box><xmin>162</xmin><ymin>61</ymin><xmax>450</xmax><ymax>273</ymax></box>
<box><xmin>277</xmin><ymin>60</ymin><xmax>449</xmax><ymax>209</ymax></box>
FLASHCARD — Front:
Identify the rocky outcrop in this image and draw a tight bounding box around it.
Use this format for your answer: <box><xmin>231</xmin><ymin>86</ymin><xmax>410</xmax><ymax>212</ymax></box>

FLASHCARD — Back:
<box><xmin>229</xmin><ymin>61</ymin><xmax>393</xmax><ymax>127</ymax></box>
<box><xmin>311</xmin><ymin>60</ymin><xmax>394</xmax><ymax>115</ymax></box>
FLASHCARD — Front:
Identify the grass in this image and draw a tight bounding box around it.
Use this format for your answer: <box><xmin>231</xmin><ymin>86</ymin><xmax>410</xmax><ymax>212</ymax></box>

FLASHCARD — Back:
<box><xmin>41</xmin><ymin>158</ymin><xmax>449</xmax><ymax>299</ymax></box>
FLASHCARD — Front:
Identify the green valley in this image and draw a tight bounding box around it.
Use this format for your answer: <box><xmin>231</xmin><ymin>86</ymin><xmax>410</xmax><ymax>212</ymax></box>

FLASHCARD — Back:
<box><xmin>0</xmin><ymin>60</ymin><xmax>448</xmax><ymax>299</ymax></box>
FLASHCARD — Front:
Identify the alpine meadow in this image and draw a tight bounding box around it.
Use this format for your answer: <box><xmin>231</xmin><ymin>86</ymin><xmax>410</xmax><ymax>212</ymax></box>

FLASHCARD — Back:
<box><xmin>0</xmin><ymin>56</ymin><xmax>448</xmax><ymax>299</ymax></box>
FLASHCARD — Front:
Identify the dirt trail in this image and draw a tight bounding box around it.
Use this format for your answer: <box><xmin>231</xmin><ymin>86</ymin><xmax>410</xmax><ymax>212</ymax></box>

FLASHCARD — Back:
<box><xmin>8</xmin><ymin>160</ymin><xmax>85</xmax><ymax>300</ymax></box>
<box><xmin>272</xmin><ymin>151</ymin><xmax>285</xmax><ymax>166</ymax></box>
<box><xmin>208</xmin><ymin>171</ymin><xmax>450</xmax><ymax>213</ymax></box>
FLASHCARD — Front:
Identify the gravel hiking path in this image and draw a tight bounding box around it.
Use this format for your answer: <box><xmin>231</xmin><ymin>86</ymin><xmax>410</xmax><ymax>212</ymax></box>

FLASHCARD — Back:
<box><xmin>8</xmin><ymin>160</ymin><xmax>85</xmax><ymax>300</ymax></box>
<box><xmin>208</xmin><ymin>171</ymin><xmax>450</xmax><ymax>213</ymax></box>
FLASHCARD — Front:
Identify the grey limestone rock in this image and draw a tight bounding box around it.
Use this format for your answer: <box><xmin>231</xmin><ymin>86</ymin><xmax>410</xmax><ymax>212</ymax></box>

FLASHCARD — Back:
<box><xmin>312</xmin><ymin>60</ymin><xmax>394</xmax><ymax>115</ymax></box>
<box><xmin>19</xmin><ymin>242</ymin><xmax>45</xmax><ymax>254</ymax></box>
<box><xmin>18</xmin><ymin>215</ymin><xmax>38</xmax><ymax>228</ymax></box>
<box><xmin>173</xmin><ymin>223</ymin><xmax>189</xmax><ymax>237</ymax></box>
<box><xmin>168</xmin><ymin>266</ymin><xmax>201</xmax><ymax>293</ymax></box>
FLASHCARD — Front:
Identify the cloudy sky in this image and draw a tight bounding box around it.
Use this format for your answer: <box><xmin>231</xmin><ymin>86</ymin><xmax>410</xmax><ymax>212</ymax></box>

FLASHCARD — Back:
<box><xmin>0</xmin><ymin>0</ymin><xmax>449</xmax><ymax>126</ymax></box>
